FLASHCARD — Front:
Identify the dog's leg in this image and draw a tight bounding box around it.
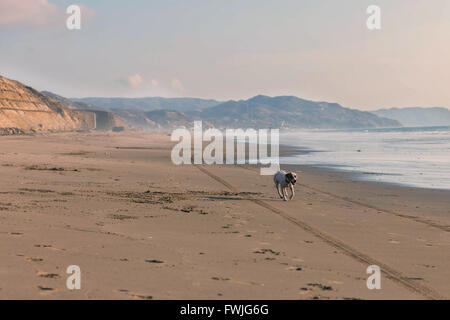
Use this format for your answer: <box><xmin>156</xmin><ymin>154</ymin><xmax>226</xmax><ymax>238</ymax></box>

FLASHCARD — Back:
<box><xmin>282</xmin><ymin>187</ymin><xmax>288</xmax><ymax>201</ymax></box>
<box><xmin>276</xmin><ymin>183</ymin><xmax>283</xmax><ymax>199</ymax></box>
<box><xmin>289</xmin><ymin>184</ymin><xmax>295</xmax><ymax>200</ymax></box>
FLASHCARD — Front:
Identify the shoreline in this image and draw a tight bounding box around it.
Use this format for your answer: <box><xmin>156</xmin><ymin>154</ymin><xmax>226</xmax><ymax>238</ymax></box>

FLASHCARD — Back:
<box><xmin>275</xmin><ymin>144</ymin><xmax>450</xmax><ymax>221</ymax></box>
<box><xmin>279</xmin><ymin>142</ymin><xmax>450</xmax><ymax>192</ymax></box>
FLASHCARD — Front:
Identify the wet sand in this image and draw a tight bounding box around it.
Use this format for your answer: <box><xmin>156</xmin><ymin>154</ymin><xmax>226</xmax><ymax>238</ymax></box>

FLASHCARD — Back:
<box><xmin>0</xmin><ymin>131</ymin><xmax>449</xmax><ymax>299</ymax></box>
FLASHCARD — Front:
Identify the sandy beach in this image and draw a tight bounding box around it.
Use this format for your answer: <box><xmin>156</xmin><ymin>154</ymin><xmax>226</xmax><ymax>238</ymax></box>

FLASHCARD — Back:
<box><xmin>0</xmin><ymin>131</ymin><xmax>449</xmax><ymax>300</ymax></box>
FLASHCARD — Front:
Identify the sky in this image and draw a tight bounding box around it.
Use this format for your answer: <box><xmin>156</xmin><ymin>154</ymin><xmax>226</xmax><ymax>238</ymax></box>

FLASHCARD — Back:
<box><xmin>0</xmin><ymin>0</ymin><xmax>449</xmax><ymax>110</ymax></box>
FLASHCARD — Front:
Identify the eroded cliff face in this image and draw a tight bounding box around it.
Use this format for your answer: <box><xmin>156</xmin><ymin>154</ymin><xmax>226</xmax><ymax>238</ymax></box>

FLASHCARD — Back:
<box><xmin>0</xmin><ymin>75</ymin><xmax>95</xmax><ymax>133</ymax></box>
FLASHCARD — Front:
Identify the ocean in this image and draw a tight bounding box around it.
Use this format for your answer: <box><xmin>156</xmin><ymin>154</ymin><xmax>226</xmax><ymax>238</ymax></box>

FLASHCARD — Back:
<box><xmin>281</xmin><ymin>126</ymin><xmax>450</xmax><ymax>190</ymax></box>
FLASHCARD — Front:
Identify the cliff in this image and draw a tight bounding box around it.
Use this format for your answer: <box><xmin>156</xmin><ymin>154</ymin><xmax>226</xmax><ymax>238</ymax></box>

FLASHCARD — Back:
<box><xmin>0</xmin><ymin>75</ymin><xmax>95</xmax><ymax>134</ymax></box>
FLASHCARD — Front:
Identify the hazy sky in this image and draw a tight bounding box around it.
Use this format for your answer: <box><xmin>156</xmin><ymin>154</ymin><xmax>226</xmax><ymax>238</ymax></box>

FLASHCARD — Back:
<box><xmin>1</xmin><ymin>0</ymin><xmax>449</xmax><ymax>110</ymax></box>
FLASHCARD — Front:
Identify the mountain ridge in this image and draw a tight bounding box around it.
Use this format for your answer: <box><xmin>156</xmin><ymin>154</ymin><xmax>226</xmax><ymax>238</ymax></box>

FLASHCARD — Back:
<box><xmin>373</xmin><ymin>107</ymin><xmax>450</xmax><ymax>127</ymax></box>
<box><xmin>70</xmin><ymin>94</ymin><xmax>401</xmax><ymax>129</ymax></box>
<box><xmin>197</xmin><ymin>95</ymin><xmax>401</xmax><ymax>129</ymax></box>
<box><xmin>71</xmin><ymin>96</ymin><xmax>221</xmax><ymax>112</ymax></box>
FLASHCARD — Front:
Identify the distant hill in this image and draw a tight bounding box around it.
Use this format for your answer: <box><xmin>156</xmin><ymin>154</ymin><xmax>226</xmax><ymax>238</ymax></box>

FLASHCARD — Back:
<box><xmin>109</xmin><ymin>109</ymin><xmax>214</xmax><ymax>130</ymax></box>
<box><xmin>372</xmin><ymin>107</ymin><xmax>450</xmax><ymax>127</ymax></box>
<box><xmin>42</xmin><ymin>91</ymin><xmax>105</xmax><ymax>111</ymax></box>
<box><xmin>41</xmin><ymin>91</ymin><xmax>126</xmax><ymax>130</ymax></box>
<box><xmin>45</xmin><ymin>93</ymin><xmax>202</xmax><ymax>130</ymax></box>
<box><xmin>69</xmin><ymin>94</ymin><xmax>401</xmax><ymax>130</ymax></box>
<box><xmin>110</xmin><ymin>109</ymin><xmax>157</xmax><ymax>130</ymax></box>
<box><xmin>198</xmin><ymin>95</ymin><xmax>400</xmax><ymax>129</ymax></box>
<box><xmin>71</xmin><ymin>97</ymin><xmax>221</xmax><ymax>112</ymax></box>
<box><xmin>144</xmin><ymin>110</ymin><xmax>194</xmax><ymax>129</ymax></box>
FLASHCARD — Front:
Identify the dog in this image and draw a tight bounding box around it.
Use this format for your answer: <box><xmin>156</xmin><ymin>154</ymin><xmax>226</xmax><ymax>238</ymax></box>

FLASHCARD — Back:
<box><xmin>274</xmin><ymin>170</ymin><xmax>297</xmax><ymax>201</ymax></box>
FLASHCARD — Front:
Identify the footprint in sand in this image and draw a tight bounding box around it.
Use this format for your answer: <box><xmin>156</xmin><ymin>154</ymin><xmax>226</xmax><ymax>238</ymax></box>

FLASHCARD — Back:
<box><xmin>253</xmin><ymin>248</ymin><xmax>281</xmax><ymax>256</ymax></box>
<box><xmin>115</xmin><ymin>290</ymin><xmax>152</xmax><ymax>300</ymax></box>
<box><xmin>130</xmin><ymin>293</ymin><xmax>153</xmax><ymax>300</ymax></box>
<box><xmin>37</xmin><ymin>286</ymin><xmax>54</xmax><ymax>291</ymax></box>
<box><xmin>211</xmin><ymin>277</ymin><xmax>230</xmax><ymax>281</ymax></box>
<box><xmin>37</xmin><ymin>286</ymin><xmax>57</xmax><ymax>295</ymax></box>
<box><xmin>34</xmin><ymin>244</ymin><xmax>52</xmax><ymax>248</ymax></box>
<box><xmin>34</xmin><ymin>244</ymin><xmax>64</xmax><ymax>251</ymax></box>
<box><xmin>26</xmin><ymin>257</ymin><xmax>44</xmax><ymax>262</ymax></box>
<box><xmin>145</xmin><ymin>259</ymin><xmax>164</xmax><ymax>264</ymax></box>
<box><xmin>287</xmin><ymin>266</ymin><xmax>303</xmax><ymax>271</ymax></box>
<box><xmin>420</xmin><ymin>264</ymin><xmax>436</xmax><ymax>269</ymax></box>
<box><xmin>307</xmin><ymin>283</ymin><xmax>333</xmax><ymax>291</ymax></box>
<box><xmin>36</xmin><ymin>271</ymin><xmax>60</xmax><ymax>279</ymax></box>
<box><xmin>299</xmin><ymin>287</ymin><xmax>311</xmax><ymax>295</ymax></box>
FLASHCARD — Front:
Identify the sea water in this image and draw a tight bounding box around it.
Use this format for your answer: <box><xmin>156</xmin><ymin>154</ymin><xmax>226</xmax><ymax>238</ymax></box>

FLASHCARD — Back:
<box><xmin>281</xmin><ymin>126</ymin><xmax>450</xmax><ymax>190</ymax></box>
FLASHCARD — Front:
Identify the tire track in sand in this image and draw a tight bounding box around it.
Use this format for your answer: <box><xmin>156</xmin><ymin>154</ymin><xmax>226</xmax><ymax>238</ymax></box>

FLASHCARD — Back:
<box><xmin>195</xmin><ymin>164</ymin><xmax>445</xmax><ymax>300</ymax></box>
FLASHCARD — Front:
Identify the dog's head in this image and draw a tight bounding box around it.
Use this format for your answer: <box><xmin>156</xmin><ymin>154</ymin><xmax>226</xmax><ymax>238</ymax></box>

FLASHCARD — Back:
<box><xmin>285</xmin><ymin>172</ymin><xmax>297</xmax><ymax>185</ymax></box>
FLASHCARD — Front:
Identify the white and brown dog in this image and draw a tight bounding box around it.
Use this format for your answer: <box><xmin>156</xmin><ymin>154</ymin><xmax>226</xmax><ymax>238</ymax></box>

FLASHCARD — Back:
<box><xmin>274</xmin><ymin>170</ymin><xmax>297</xmax><ymax>201</ymax></box>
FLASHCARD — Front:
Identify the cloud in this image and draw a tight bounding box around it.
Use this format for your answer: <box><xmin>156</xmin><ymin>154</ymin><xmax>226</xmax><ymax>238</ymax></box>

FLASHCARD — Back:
<box><xmin>0</xmin><ymin>0</ymin><xmax>58</xmax><ymax>26</ymax></box>
<box><xmin>0</xmin><ymin>1</ymin><xmax>95</xmax><ymax>27</ymax></box>
<box><xmin>125</xmin><ymin>74</ymin><xmax>144</xmax><ymax>88</ymax></box>
<box><xmin>116</xmin><ymin>75</ymin><xmax>163</xmax><ymax>91</ymax></box>
<box><xmin>117</xmin><ymin>74</ymin><xmax>145</xmax><ymax>89</ymax></box>
<box><xmin>171</xmin><ymin>78</ymin><xmax>185</xmax><ymax>92</ymax></box>
<box><xmin>128</xmin><ymin>74</ymin><xmax>144</xmax><ymax>88</ymax></box>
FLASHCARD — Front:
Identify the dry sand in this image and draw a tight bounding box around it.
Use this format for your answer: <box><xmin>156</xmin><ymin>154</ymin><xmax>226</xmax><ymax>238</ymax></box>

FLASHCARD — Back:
<box><xmin>0</xmin><ymin>131</ymin><xmax>449</xmax><ymax>299</ymax></box>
